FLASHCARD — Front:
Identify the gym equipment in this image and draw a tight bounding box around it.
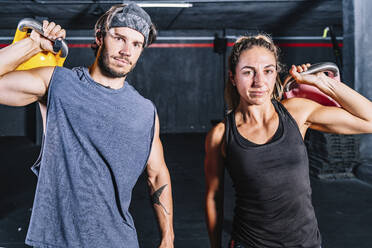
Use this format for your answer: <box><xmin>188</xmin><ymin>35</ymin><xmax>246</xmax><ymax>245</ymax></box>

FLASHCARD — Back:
<box><xmin>11</xmin><ymin>18</ymin><xmax>68</xmax><ymax>140</ymax></box>
<box><xmin>323</xmin><ymin>26</ymin><xmax>343</xmax><ymax>75</ymax></box>
<box><xmin>283</xmin><ymin>62</ymin><xmax>341</xmax><ymax>107</ymax></box>
<box><xmin>12</xmin><ymin>18</ymin><xmax>68</xmax><ymax>70</ymax></box>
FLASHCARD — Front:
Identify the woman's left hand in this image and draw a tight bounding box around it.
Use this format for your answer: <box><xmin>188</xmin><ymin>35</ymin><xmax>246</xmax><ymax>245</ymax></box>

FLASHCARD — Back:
<box><xmin>286</xmin><ymin>63</ymin><xmax>372</xmax><ymax>135</ymax></box>
<box><xmin>289</xmin><ymin>63</ymin><xmax>337</xmax><ymax>93</ymax></box>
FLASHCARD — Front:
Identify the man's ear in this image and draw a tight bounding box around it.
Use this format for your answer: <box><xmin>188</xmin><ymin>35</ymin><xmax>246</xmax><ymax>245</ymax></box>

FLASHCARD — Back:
<box><xmin>95</xmin><ymin>30</ymin><xmax>103</xmax><ymax>46</ymax></box>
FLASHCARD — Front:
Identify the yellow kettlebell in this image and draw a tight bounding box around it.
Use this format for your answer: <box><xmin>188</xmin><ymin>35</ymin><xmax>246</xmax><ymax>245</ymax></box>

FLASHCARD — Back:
<box><xmin>12</xmin><ymin>18</ymin><xmax>68</xmax><ymax>70</ymax></box>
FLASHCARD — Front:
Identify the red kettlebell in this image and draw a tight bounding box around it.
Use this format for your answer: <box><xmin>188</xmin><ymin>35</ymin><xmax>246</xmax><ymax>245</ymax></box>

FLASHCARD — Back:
<box><xmin>283</xmin><ymin>62</ymin><xmax>341</xmax><ymax>107</ymax></box>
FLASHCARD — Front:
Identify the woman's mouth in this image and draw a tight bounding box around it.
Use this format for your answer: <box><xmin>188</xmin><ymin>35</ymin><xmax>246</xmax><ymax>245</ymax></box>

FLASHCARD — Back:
<box><xmin>250</xmin><ymin>91</ymin><xmax>266</xmax><ymax>97</ymax></box>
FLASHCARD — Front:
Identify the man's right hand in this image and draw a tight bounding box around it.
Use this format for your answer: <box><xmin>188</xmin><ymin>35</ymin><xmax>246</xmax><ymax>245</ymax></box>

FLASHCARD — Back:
<box><xmin>29</xmin><ymin>20</ymin><xmax>66</xmax><ymax>54</ymax></box>
<box><xmin>0</xmin><ymin>20</ymin><xmax>66</xmax><ymax>107</ymax></box>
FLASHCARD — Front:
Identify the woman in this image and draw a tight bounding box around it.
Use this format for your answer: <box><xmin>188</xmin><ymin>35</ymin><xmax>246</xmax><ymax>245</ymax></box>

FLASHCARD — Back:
<box><xmin>204</xmin><ymin>34</ymin><xmax>372</xmax><ymax>248</ymax></box>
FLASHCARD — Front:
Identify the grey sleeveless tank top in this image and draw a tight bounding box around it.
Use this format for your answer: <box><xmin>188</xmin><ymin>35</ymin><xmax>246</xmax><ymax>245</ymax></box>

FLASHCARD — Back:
<box><xmin>26</xmin><ymin>67</ymin><xmax>156</xmax><ymax>248</ymax></box>
<box><xmin>225</xmin><ymin>100</ymin><xmax>321</xmax><ymax>248</ymax></box>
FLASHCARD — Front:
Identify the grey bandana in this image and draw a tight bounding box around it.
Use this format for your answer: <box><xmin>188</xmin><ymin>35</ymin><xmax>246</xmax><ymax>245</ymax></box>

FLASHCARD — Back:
<box><xmin>110</xmin><ymin>3</ymin><xmax>152</xmax><ymax>46</ymax></box>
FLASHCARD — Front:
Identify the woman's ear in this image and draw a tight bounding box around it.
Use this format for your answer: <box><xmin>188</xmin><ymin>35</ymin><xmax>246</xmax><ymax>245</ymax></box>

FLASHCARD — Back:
<box><xmin>229</xmin><ymin>71</ymin><xmax>235</xmax><ymax>86</ymax></box>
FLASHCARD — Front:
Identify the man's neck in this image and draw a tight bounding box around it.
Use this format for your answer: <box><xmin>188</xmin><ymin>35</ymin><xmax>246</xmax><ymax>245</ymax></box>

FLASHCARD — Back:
<box><xmin>89</xmin><ymin>61</ymin><xmax>126</xmax><ymax>90</ymax></box>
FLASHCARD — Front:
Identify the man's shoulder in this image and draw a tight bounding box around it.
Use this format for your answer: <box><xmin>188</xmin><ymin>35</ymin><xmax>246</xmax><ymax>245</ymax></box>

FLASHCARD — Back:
<box><xmin>125</xmin><ymin>82</ymin><xmax>155</xmax><ymax>108</ymax></box>
<box><xmin>53</xmin><ymin>66</ymin><xmax>83</xmax><ymax>78</ymax></box>
<box><xmin>48</xmin><ymin>67</ymin><xmax>88</xmax><ymax>96</ymax></box>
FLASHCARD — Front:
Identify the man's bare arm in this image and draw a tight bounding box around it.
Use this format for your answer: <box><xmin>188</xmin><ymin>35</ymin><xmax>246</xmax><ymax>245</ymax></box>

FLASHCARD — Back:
<box><xmin>146</xmin><ymin>114</ymin><xmax>174</xmax><ymax>248</ymax></box>
<box><xmin>0</xmin><ymin>21</ymin><xmax>65</xmax><ymax>106</ymax></box>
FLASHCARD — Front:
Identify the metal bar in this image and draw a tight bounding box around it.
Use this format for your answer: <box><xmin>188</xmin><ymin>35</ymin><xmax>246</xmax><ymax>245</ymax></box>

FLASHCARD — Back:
<box><xmin>227</xmin><ymin>35</ymin><xmax>344</xmax><ymax>41</ymax></box>
<box><xmin>0</xmin><ymin>0</ymin><xmax>305</xmax><ymax>4</ymax></box>
<box><xmin>0</xmin><ymin>0</ymin><xmax>193</xmax><ymax>6</ymax></box>
<box><xmin>0</xmin><ymin>36</ymin><xmax>344</xmax><ymax>41</ymax></box>
<box><xmin>138</xmin><ymin>3</ymin><xmax>192</xmax><ymax>7</ymax></box>
<box><xmin>174</xmin><ymin>0</ymin><xmax>304</xmax><ymax>1</ymax></box>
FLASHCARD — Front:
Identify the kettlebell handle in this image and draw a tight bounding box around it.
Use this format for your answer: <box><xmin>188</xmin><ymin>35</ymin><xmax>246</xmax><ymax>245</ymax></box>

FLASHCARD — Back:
<box><xmin>284</xmin><ymin>62</ymin><xmax>340</xmax><ymax>92</ymax></box>
<box><xmin>17</xmin><ymin>18</ymin><xmax>68</xmax><ymax>58</ymax></box>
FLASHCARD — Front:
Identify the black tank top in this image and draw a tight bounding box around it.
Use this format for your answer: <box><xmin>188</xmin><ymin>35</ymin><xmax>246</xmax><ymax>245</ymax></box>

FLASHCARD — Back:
<box><xmin>225</xmin><ymin>100</ymin><xmax>321</xmax><ymax>248</ymax></box>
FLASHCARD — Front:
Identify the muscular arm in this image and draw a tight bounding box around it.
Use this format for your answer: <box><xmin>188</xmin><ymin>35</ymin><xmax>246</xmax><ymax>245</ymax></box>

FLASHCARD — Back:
<box><xmin>285</xmin><ymin>65</ymin><xmax>372</xmax><ymax>135</ymax></box>
<box><xmin>204</xmin><ymin>122</ymin><xmax>225</xmax><ymax>248</ymax></box>
<box><xmin>308</xmin><ymin>80</ymin><xmax>372</xmax><ymax>134</ymax></box>
<box><xmin>146</xmin><ymin>114</ymin><xmax>174</xmax><ymax>248</ymax></box>
<box><xmin>0</xmin><ymin>21</ymin><xmax>65</xmax><ymax>106</ymax></box>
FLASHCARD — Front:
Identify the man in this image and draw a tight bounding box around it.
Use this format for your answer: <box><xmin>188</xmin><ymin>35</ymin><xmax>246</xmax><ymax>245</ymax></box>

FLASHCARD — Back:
<box><xmin>0</xmin><ymin>3</ymin><xmax>174</xmax><ymax>248</ymax></box>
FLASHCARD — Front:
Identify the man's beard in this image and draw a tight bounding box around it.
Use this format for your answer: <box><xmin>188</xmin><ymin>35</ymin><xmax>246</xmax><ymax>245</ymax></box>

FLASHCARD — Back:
<box><xmin>97</xmin><ymin>43</ymin><xmax>133</xmax><ymax>78</ymax></box>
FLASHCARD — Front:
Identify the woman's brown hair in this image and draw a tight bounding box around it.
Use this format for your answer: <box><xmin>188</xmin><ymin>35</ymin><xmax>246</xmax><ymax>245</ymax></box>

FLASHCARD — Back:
<box><xmin>225</xmin><ymin>34</ymin><xmax>284</xmax><ymax>111</ymax></box>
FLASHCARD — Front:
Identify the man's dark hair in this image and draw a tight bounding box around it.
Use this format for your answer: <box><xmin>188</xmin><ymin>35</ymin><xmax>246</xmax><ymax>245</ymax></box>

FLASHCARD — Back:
<box><xmin>91</xmin><ymin>4</ymin><xmax>157</xmax><ymax>56</ymax></box>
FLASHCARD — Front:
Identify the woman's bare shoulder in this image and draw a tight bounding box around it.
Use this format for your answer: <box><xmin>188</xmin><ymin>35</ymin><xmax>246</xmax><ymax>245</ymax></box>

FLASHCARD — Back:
<box><xmin>205</xmin><ymin>121</ymin><xmax>226</xmax><ymax>148</ymax></box>
<box><xmin>281</xmin><ymin>97</ymin><xmax>318</xmax><ymax>117</ymax></box>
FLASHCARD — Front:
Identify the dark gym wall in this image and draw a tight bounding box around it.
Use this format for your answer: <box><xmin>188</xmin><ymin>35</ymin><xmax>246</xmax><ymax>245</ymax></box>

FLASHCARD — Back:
<box><xmin>55</xmin><ymin>30</ymin><xmax>227</xmax><ymax>133</ymax></box>
<box><xmin>0</xmin><ymin>30</ymin><xmax>341</xmax><ymax>137</ymax></box>
<box><xmin>345</xmin><ymin>0</ymin><xmax>372</xmax><ymax>183</ymax></box>
<box><xmin>0</xmin><ymin>105</ymin><xmax>27</xmax><ymax>136</ymax></box>
<box><xmin>127</xmin><ymin>41</ymin><xmax>225</xmax><ymax>133</ymax></box>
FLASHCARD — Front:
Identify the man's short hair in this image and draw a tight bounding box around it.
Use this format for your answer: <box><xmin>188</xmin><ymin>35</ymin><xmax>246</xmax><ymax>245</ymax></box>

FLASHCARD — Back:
<box><xmin>91</xmin><ymin>3</ymin><xmax>157</xmax><ymax>56</ymax></box>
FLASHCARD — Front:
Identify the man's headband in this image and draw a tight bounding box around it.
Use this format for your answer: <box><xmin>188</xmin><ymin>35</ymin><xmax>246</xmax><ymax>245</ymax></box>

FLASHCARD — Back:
<box><xmin>110</xmin><ymin>3</ymin><xmax>152</xmax><ymax>47</ymax></box>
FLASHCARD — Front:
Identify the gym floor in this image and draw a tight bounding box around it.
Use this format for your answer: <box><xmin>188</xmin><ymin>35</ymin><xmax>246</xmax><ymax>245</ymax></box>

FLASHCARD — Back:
<box><xmin>1</xmin><ymin>134</ymin><xmax>372</xmax><ymax>248</ymax></box>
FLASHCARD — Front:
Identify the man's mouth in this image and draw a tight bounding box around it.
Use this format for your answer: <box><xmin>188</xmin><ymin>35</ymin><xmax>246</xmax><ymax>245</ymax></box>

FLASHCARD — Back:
<box><xmin>113</xmin><ymin>57</ymin><xmax>131</xmax><ymax>66</ymax></box>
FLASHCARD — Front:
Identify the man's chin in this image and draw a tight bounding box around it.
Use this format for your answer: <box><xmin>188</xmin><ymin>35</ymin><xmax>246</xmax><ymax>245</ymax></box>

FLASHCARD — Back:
<box><xmin>102</xmin><ymin>67</ymin><xmax>128</xmax><ymax>78</ymax></box>
<box><xmin>101</xmin><ymin>63</ymin><xmax>130</xmax><ymax>77</ymax></box>
<box><xmin>112</xmin><ymin>67</ymin><xmax>129</xmax><ymax>75</ymax></box>
<box><xmin>112</xmin><ymin>64</ymin><xmax>132</xmax><ymax>75</ymax></box>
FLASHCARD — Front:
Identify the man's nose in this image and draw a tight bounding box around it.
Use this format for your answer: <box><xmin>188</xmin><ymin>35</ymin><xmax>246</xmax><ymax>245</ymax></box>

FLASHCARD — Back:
<box><xmin>120</xmin><ymin>43</ymin><xmax>132</xmax><ymax>56</ymax></box>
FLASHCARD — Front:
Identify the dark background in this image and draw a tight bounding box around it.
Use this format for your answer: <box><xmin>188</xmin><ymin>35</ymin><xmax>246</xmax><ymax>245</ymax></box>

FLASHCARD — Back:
<box><xmin>0</xmin><ymin>0</ymin><xmax>343</xmax><ymax>136</ymax></box>
<box><xmin>2</xmin><ymin>1</ymin><xmax>372</xmax><ymax>248</ymax></box>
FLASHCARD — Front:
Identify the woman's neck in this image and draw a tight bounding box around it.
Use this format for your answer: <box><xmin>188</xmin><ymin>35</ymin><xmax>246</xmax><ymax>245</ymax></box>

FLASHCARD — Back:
<box><xmin>235</xmin><ymin>99</ymin><xmax>276</xmax><ymax>125</ymax></box>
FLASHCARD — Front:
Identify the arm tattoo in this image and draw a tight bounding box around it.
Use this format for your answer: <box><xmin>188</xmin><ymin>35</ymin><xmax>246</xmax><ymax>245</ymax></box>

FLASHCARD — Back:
<box><xmin>151</xmin><ymin>184</ymin><xmax>170</xmax><ymax>215</ymax></box>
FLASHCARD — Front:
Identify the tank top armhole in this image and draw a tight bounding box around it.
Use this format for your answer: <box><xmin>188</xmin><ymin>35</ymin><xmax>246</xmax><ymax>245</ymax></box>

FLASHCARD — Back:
<box><xmin>46</xmin><ymin>66</ymin><xmax>58</xmax><ymax>108</ymax></box>
<box><xmin>224</xmin><ymin>111</ymin><xmax>233</xmax><ymax>147</ymax></box>
<box><xmin>224</xmin><ymin>111</ymin><xmax>236</xmax><ymax>159</ymax></box>
<box><xmin>142</xmin><ymin>101</ymin><xmax>157</xmax><ymax>173</ymax></box>
<box><xmin>30</xmin><ymin>66</ymin><xmax>59</xmax><ymax>176</ymax></box>
<box><xmin>275</xmin><ymin>100</ymin><xmax>303</xmax><ymax>137</ymax></box>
